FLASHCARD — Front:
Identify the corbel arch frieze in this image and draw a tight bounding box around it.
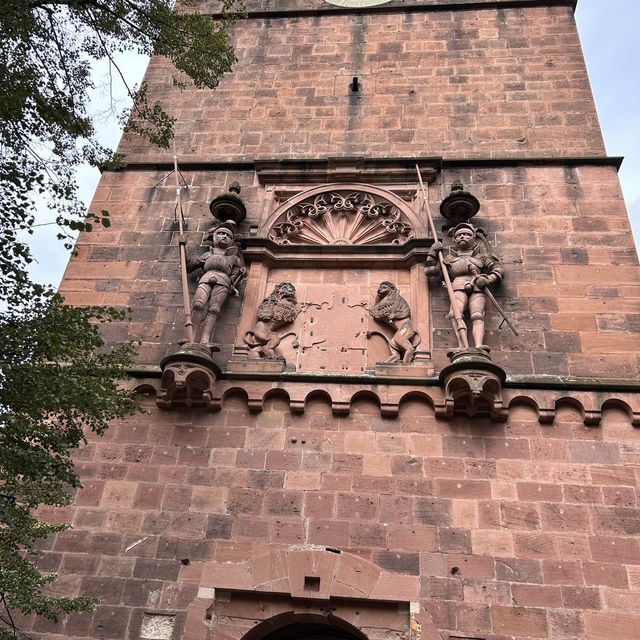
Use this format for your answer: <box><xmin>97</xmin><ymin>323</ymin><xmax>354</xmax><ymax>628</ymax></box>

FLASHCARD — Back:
<box><xmin>146</xmin><ymin>378</ymin><xmax>640</xmax><ymax>427</ymax></box>
<box><xmin>503</xmin><ymin>390</ymin><xmax>640</xmax><ymax>427</ymax></box>
<box><xmin>259</xmin><ymin>183</ymin><xmax>424</xmax><ymax>246</ymax></box>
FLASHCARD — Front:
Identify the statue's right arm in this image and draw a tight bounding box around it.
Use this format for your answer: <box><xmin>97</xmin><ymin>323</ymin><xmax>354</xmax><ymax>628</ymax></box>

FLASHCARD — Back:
<box><xmin>186</xmin><ymin>252</ymin><xmax>205</xmax><ymax>273</ymax></box>
<box><xmin>424</xmin><ymin>243</ymin><xmax>443</xmax><ymax>278</ymax></box>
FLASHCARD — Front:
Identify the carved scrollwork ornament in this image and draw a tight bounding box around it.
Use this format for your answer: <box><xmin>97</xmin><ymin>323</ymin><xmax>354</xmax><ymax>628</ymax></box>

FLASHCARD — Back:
<box><xmin>269</xmin><ymin>190</ymin><xmax>415</xmax><ymax>246</ymax></box>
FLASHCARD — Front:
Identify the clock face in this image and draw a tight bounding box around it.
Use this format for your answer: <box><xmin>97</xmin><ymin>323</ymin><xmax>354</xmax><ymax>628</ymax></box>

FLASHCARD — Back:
<box><xmin>325</xmin><ymin>0</ymin><xmax>393</xmax><ymax>6</ymax></box>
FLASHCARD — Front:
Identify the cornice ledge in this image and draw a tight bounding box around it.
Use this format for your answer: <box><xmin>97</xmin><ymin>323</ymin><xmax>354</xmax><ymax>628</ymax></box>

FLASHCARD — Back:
<box><xmin>204</xmin><ymin>0</ymin><xmax>578</xmax><ymax>20</ymax></box>
<box><xmin>239</xmin><ymin>238</ymin><xmax>431</xmax><ymax>265</ymax></box>
<box><xmin>254</xmin><ymin>157</ymin><xmax>441</xmax><ymax>185</ymax></box>
<box><xmin>102</xmin><ymin>155</ymin><xmax>623</xmax><ymax>174</ymax></box>
<box><xmin>126</xmin><ymin>366</ymin><xmax>640</xmax><ymax>394</ymax></box>
<box><xmin>505</xmin><ymin>374</ymin><xmax>640</xmax><ymax>393</ymax></box>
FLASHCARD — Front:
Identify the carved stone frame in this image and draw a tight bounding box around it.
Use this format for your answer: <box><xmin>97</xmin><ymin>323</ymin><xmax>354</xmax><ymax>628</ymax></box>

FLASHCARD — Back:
<box><xmin>230</xmin><ymin>183</ymin><xmax>433</xmax><ymax>375</ymax></box>
<box><xmin>178</xmin><ymin>547</ymin><xmax>443</xmax><ymax>640</ymax></box>
<box><xmin>261</xmin><ymin>183</ymin><xmax>422</xmax><ymax>246</ymax></box>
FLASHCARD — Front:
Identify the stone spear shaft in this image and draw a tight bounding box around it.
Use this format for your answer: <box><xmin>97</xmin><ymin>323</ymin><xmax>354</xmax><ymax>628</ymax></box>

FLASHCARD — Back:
<box><xmin>173</xmin><ymin>145</ymin><xmax>195</xmax><ymax>344</ymax></box>
<box><xmin>416</xmin><ymin>165</ymin><xmax>468</xmax><ymax>349</ymax></box>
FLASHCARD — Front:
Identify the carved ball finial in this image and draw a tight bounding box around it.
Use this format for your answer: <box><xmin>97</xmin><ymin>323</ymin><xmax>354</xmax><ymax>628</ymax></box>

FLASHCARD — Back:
<box><xmin>209</xmin><ymin>183</ymin><xmax>247</xmax><ymax>225</ymax></box>
<box><xmin>439</xmin><ymin>179</ymin><xmax>480</xmax><ymax>224</ymax></box>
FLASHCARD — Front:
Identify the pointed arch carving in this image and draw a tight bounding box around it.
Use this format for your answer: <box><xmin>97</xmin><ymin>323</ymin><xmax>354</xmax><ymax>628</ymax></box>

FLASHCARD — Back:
<box><xmin>261</xmin><ymin>184</ymin><xmax>421</xmax><ymax>246</ymax></box>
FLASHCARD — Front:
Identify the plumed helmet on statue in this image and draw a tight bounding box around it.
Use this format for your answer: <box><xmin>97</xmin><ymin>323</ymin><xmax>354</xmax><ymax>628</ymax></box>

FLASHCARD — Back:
<box><xmin>204</xmin><ymin>219</ymin><xmax>237</xmax><ymax>244</ymax></box>
<box><xmin>215</xmin><ymin>220</ymin><xmax>237</xmax><ymax>236</ymax></box>
<box><xmin>448</xmin><ymin>221</ymin><xmax>476</xmax><ymax>238</ymax></box>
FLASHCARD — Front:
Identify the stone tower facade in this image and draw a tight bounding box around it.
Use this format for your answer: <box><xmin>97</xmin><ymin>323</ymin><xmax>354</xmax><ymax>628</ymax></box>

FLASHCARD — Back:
<box><xmin>30</xmin><ymin>1</ymin><xmax>640</xmax><ymax>639</ymax></box>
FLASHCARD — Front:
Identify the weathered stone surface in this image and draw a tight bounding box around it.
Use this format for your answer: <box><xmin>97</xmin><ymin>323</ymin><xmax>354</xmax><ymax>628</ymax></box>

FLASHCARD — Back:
<box><xmin>31</xmin><ymin>1</ymin><xmax>640</xmax><ymax>639</ymax></box>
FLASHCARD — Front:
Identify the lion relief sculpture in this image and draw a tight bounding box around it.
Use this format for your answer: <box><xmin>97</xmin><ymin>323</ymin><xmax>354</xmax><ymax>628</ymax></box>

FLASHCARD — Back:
<box><xmin>244</xmin><ymin>282</ymin><xmax>300</xmax><ymax>359</ymax></box>
<box><xmin>368</xmin><ymin>281</ymin><xmax>421</xmax><ymax>364</ymax></box>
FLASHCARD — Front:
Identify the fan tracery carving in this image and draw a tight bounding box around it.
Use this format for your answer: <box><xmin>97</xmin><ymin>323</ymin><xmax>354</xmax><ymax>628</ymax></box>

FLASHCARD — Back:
<box><xmin>269</xmin><ymin>190</ymin><xmax>415</xmax><ymax>246</ymax></box>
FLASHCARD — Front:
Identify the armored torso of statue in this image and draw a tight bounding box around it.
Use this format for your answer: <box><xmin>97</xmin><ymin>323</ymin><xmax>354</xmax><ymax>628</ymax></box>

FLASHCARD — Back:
<box><xmin>425</xmin><ymin>222</ymin><xmax>504</xmax><ymax>351</ymax></box>
<box><xmin>187</xmin><ymin>221</ymin><xmax>245</xmax><ymax>346</ymax></box>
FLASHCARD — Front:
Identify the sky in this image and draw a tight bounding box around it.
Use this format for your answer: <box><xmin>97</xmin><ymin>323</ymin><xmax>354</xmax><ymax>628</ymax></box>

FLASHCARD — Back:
<box><xmin>576</xmin><ymin>0</ymin><xmax>640</xmax><ymax>249</ymax></box>
<box><xmin>26</xmin><ymin>0</ymin><xmax>640</xmax><ymax>287</ymax></box>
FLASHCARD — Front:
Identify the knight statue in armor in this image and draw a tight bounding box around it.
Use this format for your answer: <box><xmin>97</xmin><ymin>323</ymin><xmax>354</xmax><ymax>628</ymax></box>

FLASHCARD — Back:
<box><xmin>425</xmin><ymin>222</ymin><xmax>504</xmax><ymax>351</ymax></box>
<box><xmin>187</xmin><ymin>220</ymin><xmax>246</xmax><ymax>345</ymax></box>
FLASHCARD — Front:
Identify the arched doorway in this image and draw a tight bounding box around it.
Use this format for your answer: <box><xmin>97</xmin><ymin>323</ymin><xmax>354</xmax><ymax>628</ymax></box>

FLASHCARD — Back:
<box><xmin>243</xmin><ymin>612</ymin><xmax>369</xmax><ymax>640</ymax></box>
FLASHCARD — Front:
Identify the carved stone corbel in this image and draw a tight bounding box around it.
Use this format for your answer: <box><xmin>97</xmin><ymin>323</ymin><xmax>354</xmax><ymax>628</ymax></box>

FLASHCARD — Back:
<box><xmin>437</xmin><ymin>349</ymin><xmax>507</xmax><ymax>421</ymax></box>
<box><xmin>157</xmin><ymin>345</ymin><xmax>221</xmax><ymax>409</ymax></box>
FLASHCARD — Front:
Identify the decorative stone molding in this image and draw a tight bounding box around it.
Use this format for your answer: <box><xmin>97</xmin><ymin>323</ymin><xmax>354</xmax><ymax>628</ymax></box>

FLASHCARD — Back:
<box><xmin>268</xmin><ymin>189</ymin><xmax>415</xmax><ymax>246</ymax></box>
<box><xmin>157</xmin><ymin>344</ymin><xmax>221</xmax><ymax>409</ymax></box>
<box><xmin>501</xmin><ymin>391</ymin><xmax>640</xmax><ymax>428</ymax></box>
<box><xmin>145</xmin><ymin>377</ymin><xmax>640</xmax><ymax>427</ymax></box>
<box><xmin>255</xmin><ymin>158</ymin><xmax>439</xmax><ymax>185</ymax></box>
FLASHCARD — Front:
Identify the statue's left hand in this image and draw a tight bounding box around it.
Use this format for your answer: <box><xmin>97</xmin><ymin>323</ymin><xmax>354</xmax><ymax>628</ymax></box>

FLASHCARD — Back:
<box><xmin>473</xmin><ymin>275</ymin><xmax>490</xmax><ymax>289</ymax></box>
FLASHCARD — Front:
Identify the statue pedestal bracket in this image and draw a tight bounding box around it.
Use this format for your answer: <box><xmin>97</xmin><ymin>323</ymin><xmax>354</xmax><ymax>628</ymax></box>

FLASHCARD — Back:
<box><xmin>157</xmin><ymin>344</ymin><xmax>221</xmax><ymax>409</ymax></box>
<box><xmin>436</xmin><ymin>348</ymin><xmax>507</xmax><ymax>421</ymax></box>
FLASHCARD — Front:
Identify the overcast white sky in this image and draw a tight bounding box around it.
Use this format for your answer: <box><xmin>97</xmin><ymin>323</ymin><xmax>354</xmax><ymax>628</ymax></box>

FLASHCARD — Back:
<box><xmin>26</xmin><ymin>0</ymin><xmax>640</xmax><ymax>287</ymax></box>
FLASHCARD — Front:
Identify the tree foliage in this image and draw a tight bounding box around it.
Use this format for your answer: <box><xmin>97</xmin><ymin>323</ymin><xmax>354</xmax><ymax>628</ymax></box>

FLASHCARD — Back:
<box><xmin>0</xmin><ymin>299</ymin><xmax>137</xmax><ymax>637</ymax></box>
<box><xmin>0</xmin><ymin>0</ymin><xmax>241</xmax><ymax>636</ymax></box>
<box><xmin>1</xmin><ymin>0</ymin><xmax>240</xmax><ymax>303</ymax></box>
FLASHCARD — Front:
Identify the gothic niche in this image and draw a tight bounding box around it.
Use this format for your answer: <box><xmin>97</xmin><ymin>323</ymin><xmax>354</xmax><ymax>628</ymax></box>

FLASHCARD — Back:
<box><xmin>268</xmin><ymin>190</ymin><xmax>415</xmax><ymax>246</ymax></box>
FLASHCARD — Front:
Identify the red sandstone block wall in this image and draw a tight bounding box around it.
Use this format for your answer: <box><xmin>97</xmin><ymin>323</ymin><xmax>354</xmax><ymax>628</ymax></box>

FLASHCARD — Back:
<box><xmin>59</xmin><ymin>163</ymin><xmax>640</xmax><ymax>378</ymax></box>
<box><xmin>25</xmin><ymin>395</ymin><xmax>640</xmax><ymax>639</ymax></box>
<box><xmin>34</xmin><ymin>3</ymin><xmax>640</xmax><ymax>640</ymax></box>
<box><xmin>119</xmin><ymin>5</ymin><xmax>604</xmax><ymax>163</ymax></box>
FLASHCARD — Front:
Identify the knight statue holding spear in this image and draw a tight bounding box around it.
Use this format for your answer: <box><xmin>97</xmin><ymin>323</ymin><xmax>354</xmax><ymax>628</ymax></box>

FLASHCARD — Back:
<box><xmin>187</xmin><ymin>220</ymin><xmax>246</xmax><ymax>346</ymax></box>
<box><xmin>424</xmin><ymin>222</ymin><xmax>505</xmax><ymax>351</ymax></box>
